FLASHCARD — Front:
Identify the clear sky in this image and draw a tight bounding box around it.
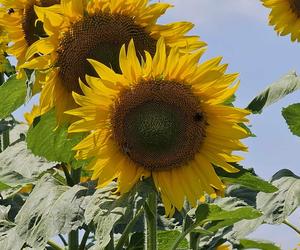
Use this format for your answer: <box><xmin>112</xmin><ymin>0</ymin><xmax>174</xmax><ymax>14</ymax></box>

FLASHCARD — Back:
<box><xmin>13</xmin><ymin>0</ymin><xmax>300</xmax><ymax>248</ymax></box>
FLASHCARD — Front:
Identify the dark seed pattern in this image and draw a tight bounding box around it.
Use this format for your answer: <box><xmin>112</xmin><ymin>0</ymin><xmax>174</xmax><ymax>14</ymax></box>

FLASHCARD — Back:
<box><xmin>112</xmin><ymin>80</ymin><xmax>207</xmax><ymax>171</ymax></box>
<box><xmin>57</xmin><ymin>13</ymin><xmax>157</xmax><ymax>94</ymax></box>
<box><xmin>290</xmin><ymin>0</ymin><xmax>300</xmax><ymax>16</ymax></box>
<box><xmin>22</xmin><ymin>0</ymin><xmax>60</xmax><ymax>46</ymax></box>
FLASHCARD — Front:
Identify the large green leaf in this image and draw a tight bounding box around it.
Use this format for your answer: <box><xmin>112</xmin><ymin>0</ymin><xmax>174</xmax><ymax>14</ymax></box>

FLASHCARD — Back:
<box><xmin>26</xmin><ymin>110</ymin><xmax>86</xmax><ymax>166</ymax></box>
<box><xmin>85</xmin><ymin>180</ymin><xmax>154</xmax><ymax>250</ymax></box>
<box><xmin>0</xmin><ymin>75</ymin><xmax>26</xmax><ymax>119</ymax></box>
<box><xmin>14</xmin><ymin>174</ymin><xmax>93</xmax><ymax>249</ymax></box>
<box><xmin>247</xmin><ymin>71</ymin><xmax>300</xmax><ymax>113</ymax></box>
<box><xmin>209</xmin><ymin>169</ymin><xmax>300</xmax><ymax>244</ymax></box>
<box><xmin>173</xmin><ymin>202</ymin><xmax>261</xmax><ymax>249</ymax></box>
<box><xmin>157</xmin><ymin>230</ymin><xmax>188</xmax><ymax>250</ymax></box>
<box><xmin>238</xmin><ymin>239</ymin><xmax>281</xmax><ymax>250</ymax></box>
<box><xmin>85</xmin><ymin>183</ymin><xmax>130</xmax><ymax>250</ymax></box>
<box><xmin>282</xmin><ymin>103</ymin><xmax>300</xmax><ymax>137</ymax></box>
<box><xmin>256</xmin><ymin>169</ymin><xmax>300</xmax><ymax>224</ymax></box>
<box><xmin>216</xmin><ymin>164</ymin><xmax>278</xmax><ymax>193</ymax></box>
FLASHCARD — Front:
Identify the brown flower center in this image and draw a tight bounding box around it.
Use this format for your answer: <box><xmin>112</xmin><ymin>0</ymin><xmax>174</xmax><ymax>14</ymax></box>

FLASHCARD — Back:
<box><xmin>56</xmin><ymin>13</ymin><xmax>157</xmax><ymax>94</ymax></box>
<box><xmin>22</xmin><ymin>0</ymin><xmax>60</xmax><ymax>46</ymax></box>
<box><xmin>111</xmin><ymin>80</ymin><xmax>207</xmax><ymax>171</ymax></box>
<box><xmin>290</xmin><ymin>0</ymin><xmax>300</xmax><ymax>16</ymax></box>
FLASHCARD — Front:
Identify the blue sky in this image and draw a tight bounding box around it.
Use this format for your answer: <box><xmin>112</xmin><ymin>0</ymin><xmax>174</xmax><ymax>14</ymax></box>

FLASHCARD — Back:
<box><xmin>13</xmin><ymin>0</ymin><xmax>300</xmax><ymax>248</ymax></box>
<box><xmin>158</xmin><ymin>0</ymin><xmax>300</xmax><ymax>248</ymax></box>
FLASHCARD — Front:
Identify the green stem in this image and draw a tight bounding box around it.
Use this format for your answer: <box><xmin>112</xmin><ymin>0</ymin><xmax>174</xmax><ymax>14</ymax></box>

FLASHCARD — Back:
<box><xmin>171</xmin><ymin>223</ymin><xmax>198</xmax><ymax>250</ymax></box>
<box><xmin>189</xmin><ymin>232</ymin><xmax>199</xmax><ymax>250</ymax></box>
<box><xmin>283</xmin><ymin>220</ymin><xmax>300</xmax><ymax>235</ymax></box>
<box><xmin>144</xmin><ymin>192</ymin><xmax>157</xmax><ymax>250</ymax></box>
<box><xmin>0</xmin><ymin>72</ymin><xmax>4</xmax><ymax>85</ymax></box>
<box><xmin>106</xmin><ymin>230</ymin><xmax>114</xmax><ymax>250</ymax></box>
<box><xmin>68</xmin><ymin>230</ymin><xmax>79</xmax><ymax>250</ymax></box>
<box><xmin>79</xmin><ymin>227</ymin><xmax>90</xmax><ymax>250</ymax></box>
<box><xmin>68</xmin><ymin>167</ymin><xmax>81</xmax><ymax>250</ymax></box>
<box><xmin>2</xmin><ymin>129</ymin><xmax>9</xmax><ymax>150</ymax></box>
<box><xmin>47</xmin><ymin>240</ymin><xmax>63</xmax><ymax>250</ymax></box>
<box><xmin>115</xmin><ymin>207</ymin><xmax>144</xmax><ymax>250</ymax></box>
<box><xmin>58</xmin><ymin>234</ymin><xmax>68</xmax><ymax>246</ymax></box>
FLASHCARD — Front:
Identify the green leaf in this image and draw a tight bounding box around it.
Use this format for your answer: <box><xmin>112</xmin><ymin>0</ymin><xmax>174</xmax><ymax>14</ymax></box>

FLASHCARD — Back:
<box><xmin>282</xmin><ymin>103</ymin><xmax>300</xmax><ymax>137</ymax></box>
<box><xmin>14</xmin><ymin>174</ymin><xmax>93</xmax><ymax>249</ymax></box>
<box><xmin>26</xmin><ymin>110</ymin><xmax>85</xmax><ymax>165</ymax></box>
<box><xmin>256</xmin><ymin>169</ymin><xmax>300</xmax><ymax>224</ymax></box>
<box><xmin>239</xmin><ymin>239</ymin><xmax>281</xmax><ymax>250</ymax></box>
<box><xmin>216</xmin><ymin>164</ymin><xmax>278</xmax><ymax>193</ymax></box>
<box><xmin>0</xmin><ymin>75</ymin><xmax>26</xmax><ymax>119</ymax></box>
<box><xmin>1</xmin><ymin>57</ymin><xmax>15</xmax><ymax>76</ymax></box>
<box><xmin>157</xmin><ymin>230</ymin><xmax>188</xmax><ymax>250</ymax></box>
<box><xmin>247</xmin><ymin>71</ymin><xmax>300</xmax><ymax>113</ymax></box>
<box><xmin>174</xmin><ymin>203</ymin><xmax>261</xmax><ymax>249</ymax></box>
<box><xmin>127</xmin><ymin>232</ymin><xmax>144</xmax><ymax>250</ymax></box>
<box><xmin>85</xmin><ymin>180</ymin><xmax>154</xmax><ymax>249</ymax></box>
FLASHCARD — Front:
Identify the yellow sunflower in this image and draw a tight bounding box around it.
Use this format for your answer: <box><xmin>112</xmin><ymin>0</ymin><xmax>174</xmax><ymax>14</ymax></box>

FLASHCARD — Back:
<box><xmin>67</xmin><ymin>39</ymin><xmax>250</xmax><ymax>216</ymax></box>
<box><xmin>0</xmin><ymin>0</ymin><xmax>60</xmax><ymax>72</ymax></box>
<box><xmin>262</xmin><ymin>0</ymin><xmax>300</xmax><ymax>42</ymax></box>
<box><xmin>0</xmin><ymin>25</ymin><xmax>8</xmax><ymax>73</ymax></box>
<box><xmin>22</xmin><ymin>0</ymin><xmax>206</xmax><ymax>123</ymax></box>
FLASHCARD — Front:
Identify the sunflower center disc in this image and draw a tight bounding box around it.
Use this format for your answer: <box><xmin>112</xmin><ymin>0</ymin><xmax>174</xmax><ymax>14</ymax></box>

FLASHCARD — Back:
<box><xmin>57</xmin><ymin>13</ymin><xmax>157</xmax><ymax>94</ymax></box>
<box><xmin>112</xmin><ymin>80</ymin><xmax>207</xmax><ymax>171</ymax></box>
<box><xmin>22</xmin><ymin>0</ymin><xmax>60</xmax><ymax>46</ymax></box>
<box><xmin>290</xmin><ymin>0</ymin><xmax>300</xmax><ymax>16</ymax></box>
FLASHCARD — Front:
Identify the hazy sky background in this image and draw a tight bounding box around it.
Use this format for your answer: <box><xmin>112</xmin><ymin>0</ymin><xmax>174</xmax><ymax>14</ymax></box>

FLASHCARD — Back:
<box><xmin>12</xmin><ymin>0</ymin><xmax>300</xmax><ymax>248</ymax></box>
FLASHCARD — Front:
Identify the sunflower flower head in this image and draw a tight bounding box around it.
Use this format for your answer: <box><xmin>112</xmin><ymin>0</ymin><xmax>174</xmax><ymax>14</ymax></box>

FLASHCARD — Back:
<box><xmin>262</xmin><ymin>0</ymin><xmax>300</xmax><ymax>42</ymax></box>
<box><xmin>0</xmin><ymin>0</ymin><xmax>60</xmax><ymax>70</ymax></box>
<box><xmin>0</xmin><ymin>25</ymin><xmax>9</xmax><ymax>73</ymax></box>
<box><xmin>67</xmin><ymin>39</ymin><xmax>250</xmax><ymax>216</ymax></box>
<box><xmin>22</xmin><ymin>0</ymin><xmax>206</xmax><ymax>123</ymax></box>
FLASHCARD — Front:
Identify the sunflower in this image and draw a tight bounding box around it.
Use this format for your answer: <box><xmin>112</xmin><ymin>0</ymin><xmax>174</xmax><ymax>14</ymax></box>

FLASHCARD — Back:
<box><xmin>262</xmin><ymin>0</ymin><xmax>300</xmax><ymax>42</ymax></box>
<box><xmin>22</xmin><ymin>0</ymin><xmax>206</xmax><ymax>123</ymax></box>
<box><xmin>67</xmin><ymin>39</ymin><xmax>250</xmax><ymax>216</ymax></box>
<box><xmin>0</xmin><ymin>0</ymin><xmax>60</xmax><ymax>73</ymax></box>
<box><xmin>0</xmin><ymin>25</ymin><xmax>8</xmax><ymax>73</ymax></box>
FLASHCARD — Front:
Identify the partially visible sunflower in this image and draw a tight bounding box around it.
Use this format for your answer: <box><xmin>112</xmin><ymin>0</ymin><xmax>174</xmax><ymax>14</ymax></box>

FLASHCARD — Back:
<box><xmin>0</xmin><ymin>0</ymin><xmax>60</xmax><ymax>73</ymax></box>
<box><xmin>0</xmin><ymin>25</ymin><xmax>8</xmax><ymax>73</ymax></box>
<box><xmin>262</xmin><ymin>0</ymin><xmax>300</xmax><ymax>42</ymax></box>
<box><xmin>67</xmin><ymin>39</ymin><xmax>250</xmax><ymax>216</ymax></box>
<box><xmin>22</xmin><ymin>0</ymin><xmax>206</xmax><ymax>123</ymax></box>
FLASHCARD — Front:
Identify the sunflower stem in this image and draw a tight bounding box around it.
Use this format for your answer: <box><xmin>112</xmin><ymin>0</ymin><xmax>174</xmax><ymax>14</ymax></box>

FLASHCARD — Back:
<box><xmin>2</xmin><ymin>129</ymin><xmax>10</xmax><ymax>150</ymax></box>
<box><xmin>47</xmin><ymin>240</ymin><xmax>63</xmax><ymax>250</ymax></box>
<box><xmin>0</xmin><ymin>72</ymin><xmax>4</xmax><ymax>85</ymax></box>
<box><xmin>144</xmin><ymin>191</ymin><xmax>157</xmax><ymax>250</ymax></box>
<box><xmin>68</xmin><ymin>167</ymin><xmax>81</xmax><ymax>250</ymax></box>
<box><xmin>115</xmin><ymin>207</ymin><xmax>144</xmax><ymax>250</ymax></box>
<box><xmin>283</xmin><ymin>220</ymin><xmax>300</xmax><ymax>235</ymax></box>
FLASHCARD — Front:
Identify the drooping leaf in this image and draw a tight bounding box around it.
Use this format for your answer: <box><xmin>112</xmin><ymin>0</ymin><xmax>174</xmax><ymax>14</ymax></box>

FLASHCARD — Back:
<box><xmin>256</xmin><ymin>169</ymin><xmax>300</xmax><ymax>224</ymax></box>
<box><xmin>216</xmin><ymin>164</ymin><xmax>278</xmax><ymax>193</ymax></box>
<box><xmin>14</xmin><ymin>174</ymin><xmax>93</xmax><ymax>249</ymax></box>
<box><xmin>0</xmin><ymin>141</ymin><xmax>53</xmax><ymax>180</ymax></box>
<box><xmin>1</xmin><ymin>57</ymin><xmax>15</xmax><ymax>76</ymax></box>
<box><xmin>85</xmin><ymin>180</ymin><xmax>154</xmax><ymax>250</ymax></box>
<box><xmin>157</xmin><ymin>230</ymin><xmax>188</xmax><ymax>250</ymax></box>
<box><xmin>282</xmin><ymin>103</ymin><xmax>300</xmax><ymax>137</ymax></box>
<box><xmin>238</xmin><ymin>239</ymin><xmax>281</xmax><ymax>250</ymax></box>
<box><xmin>127</xmin><ymin>232</ymin><xmax>144</xmax><ymax>250</ymax></box>
<box><xmin>247</xmin><ymin>71</ymin><xmax>300</xmax><ymax>113</ymax></box>
<box><xmin>0</xmin><ymin>75</ymin><xmax>26</xmax><ymax>119</ymax></box>
<box><xmin>207</xmin><ymin>169</ymin><xmax>300</xmax><ymax>244</ymax></box>
<box><xmin>174</xmin><ymin>202</ymin><xmax>261</xmax><ymax>249</ymax></box>
<box><xmin>26</xmin><ymin>110</ymin><xmax>86</xmax><ymax>166</ymax></box>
